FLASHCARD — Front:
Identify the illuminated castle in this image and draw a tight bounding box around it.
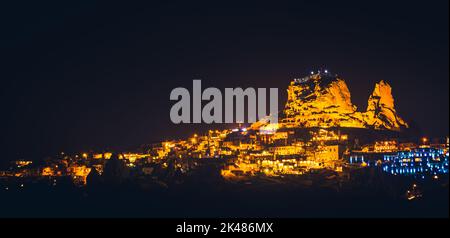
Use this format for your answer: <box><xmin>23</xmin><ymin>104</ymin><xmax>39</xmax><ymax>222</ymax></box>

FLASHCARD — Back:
<box><xmin>258</xmin><ymin>70</ymin><xmax>408</xmax><ymax>131</ymax></box>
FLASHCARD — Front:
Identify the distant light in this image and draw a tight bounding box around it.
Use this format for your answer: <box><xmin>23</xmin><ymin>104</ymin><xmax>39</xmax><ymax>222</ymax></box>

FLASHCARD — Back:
<box><xmin>324</xmin><ymin>69</ymin><xmax>328</xmax><ymax>73</ymax></box>
<box><xmin>422</xmin><ymin>137</ymin><xmax>428</xmax><ymax>144</ymax></box>
<box><xmin>242</xmin><ymin>128</ymin><xmax>247</xmax><ymax>132</ymax></box>
<box><xmin>310</xmin><ymin>71</ymin><xmax>314</xmax><ymax>75</ymax></box>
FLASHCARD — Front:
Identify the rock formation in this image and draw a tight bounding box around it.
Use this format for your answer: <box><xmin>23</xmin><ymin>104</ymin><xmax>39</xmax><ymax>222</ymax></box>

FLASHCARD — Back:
<box><xmin>363</xmin><ymin>80</ymin><xmax>408</xmax><ymax>129</ymax></box>
<box><xmin>280</xmin><ymin>72</ymin><xmax>408</xmax><ymax>131</ymax></box>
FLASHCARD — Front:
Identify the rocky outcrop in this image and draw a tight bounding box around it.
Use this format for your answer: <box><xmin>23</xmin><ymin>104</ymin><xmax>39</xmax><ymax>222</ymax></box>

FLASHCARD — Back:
<box><xmin>363</xmin><ymin>80</ymin><xmax>408</xmax><ymax>130</ymax></box>
<box><xmin>283</xmin><ymin>72</ymin><xmax>365</xmax><ymax>128</ymax></box>
<box><xmin>281</xmin><ymin>72</ymin><xmax>408</xmax><ymax>131</ymax></box>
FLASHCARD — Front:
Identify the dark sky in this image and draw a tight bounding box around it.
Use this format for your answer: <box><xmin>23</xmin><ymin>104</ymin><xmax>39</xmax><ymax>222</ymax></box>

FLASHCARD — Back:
<box><xmin>0</xmin><ymin>1</ymin><xmax>448</xmax><ymax>161</ymax></box>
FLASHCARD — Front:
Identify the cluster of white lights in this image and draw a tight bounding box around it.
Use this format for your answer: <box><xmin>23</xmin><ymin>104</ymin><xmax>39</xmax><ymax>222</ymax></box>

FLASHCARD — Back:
<box><xmin>310</xmin><ymin>69</ymin><xmax>329</xmax><ymax>75</ymax></box>
<box><xmin>232</xmin><ymin>127</ymin><xmax>247</xmax><ymax>132</ymax></box>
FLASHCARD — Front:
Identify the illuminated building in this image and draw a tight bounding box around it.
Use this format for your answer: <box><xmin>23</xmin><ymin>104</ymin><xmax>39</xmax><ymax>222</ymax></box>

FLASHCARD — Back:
<box><xmin>310</xmin><ymin>129</ymin><xmax>347</xmax><ymax>142</ymax></box>
<box><xmin>307</xmin><ymin>145</ymin><xmax>341</xmax><ymax>169</ymax></box>
<box><xmin>67</xmin><ymin>165</ymin><xmax>91</xmax><ymax>186</ymax></box>
<box><xmin>41</xmin><ymin>167</ymin><xmax>55</xmax><ymax>176</ymax></box>
<box><xmin>374</xmin><ymin>141</ymin><xmax>398</xmax><ymax>153</ymax></box>
<box><xmin>268</xmin><ymin>145</ymin><xmax>303</xmax><ymax>156</ymax></box>
<box><xmin>383</xmin><ymin>147</ymin><xmax>449</xmax><ymax>176</ymax></box>
<box><xmin>93</xmin><ymin>152</ymin><xmax>113</xmax><ymax>159</ymax></box>
<box><xmin>398</xmin><ymin>143</ymin><xmax>417</xmax><ymax>151</ymax></box>
<box><xmin>14</xmin><ymin>161</ymin><xmax>33</xmax><ymax>168</ymax></box>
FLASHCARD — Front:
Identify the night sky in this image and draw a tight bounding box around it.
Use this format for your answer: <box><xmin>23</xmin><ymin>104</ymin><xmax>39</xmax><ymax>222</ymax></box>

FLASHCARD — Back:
<box><xmin>0</xmin><ymin>1</ymin><xmax>448</xmax><ymax>161</ymax></box>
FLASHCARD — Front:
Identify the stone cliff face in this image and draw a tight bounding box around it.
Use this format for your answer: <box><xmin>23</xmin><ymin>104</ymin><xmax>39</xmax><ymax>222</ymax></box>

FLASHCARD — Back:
<box><xmin>283</xmin><ymin>73</ymin><xmax>365</xmax><ymax>128</ymax></box>
<box><xmin>364</xmin><ymin>80</ymin><xmax>408</xmax><ymax>130</ymax></box>
<box><xmin>281</xmin><ymin>72</ymin><xmax>408</xmax><ymax>131</ymax></box>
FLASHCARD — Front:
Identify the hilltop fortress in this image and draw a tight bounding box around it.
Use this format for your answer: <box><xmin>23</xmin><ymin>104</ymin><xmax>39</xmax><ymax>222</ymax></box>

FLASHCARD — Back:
<box><xmin>254</xmin><ymin>71</ymin><xmax>408</xmax><ymax>132</ymax></box>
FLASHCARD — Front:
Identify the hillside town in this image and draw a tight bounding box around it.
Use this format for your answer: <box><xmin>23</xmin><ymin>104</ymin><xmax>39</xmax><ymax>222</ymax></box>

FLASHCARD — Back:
<box><xmin>1</xmin><ymin>73</ymin><xmax>448</xmax><ymax>198</ymax></box>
